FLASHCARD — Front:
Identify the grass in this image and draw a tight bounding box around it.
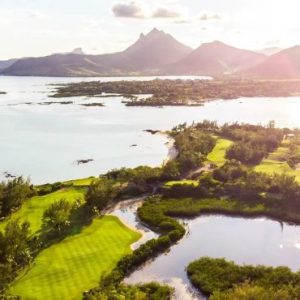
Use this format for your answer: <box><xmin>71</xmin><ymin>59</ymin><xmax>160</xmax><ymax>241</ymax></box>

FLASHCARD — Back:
<box><xmin>207</xmin><ymin>138</ymin><xmax>233</xmax><ymax>167</ymax></box>
<box><xmin>9</xmin><ymin>215</ymin><xmax>141</xmax><ymax>300</ymax></box>
<box><xmin>255</xmin><ymin>143</ymin><xmax>300</xmax><ymax>182</ymax></box>
<box><xmin>63</xmin><ymin>177</ymin><xmax>95</xmax><ymax>187</ymax></box>
<box><xmin>156</xmin><ymin>197</ymin><xmax>267</xmax><ymax>217</ymax></box>
<box><xmin>164</xmin><ymin>179</ymin><xmax>199</xmax><ymax>187</ymax></box>
<box><xmin>0</xmin><ymin>188</ymin><xmax>85</xmax><ymax>233</ymax></box>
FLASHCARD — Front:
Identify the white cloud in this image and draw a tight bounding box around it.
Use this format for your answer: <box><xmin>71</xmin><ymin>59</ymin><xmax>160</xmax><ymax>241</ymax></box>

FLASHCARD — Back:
<box><xmin>112</xmin><ymin>1</ymin><xmax>185</xmax><ymax>20</ymax></box>
<box><xmin>152</xmin><ymin>7</ymin><xmax>181</xmax><ymax>19</ymax></box>
<box><xmin>112</xmin><ymin>2</ymin><xmax>145</xmax><ymax>18</ymax></box>
<box><xmin>199</xmin><ymin>12</ymin><xmax>223</xmax><ymax>21</ymax></box>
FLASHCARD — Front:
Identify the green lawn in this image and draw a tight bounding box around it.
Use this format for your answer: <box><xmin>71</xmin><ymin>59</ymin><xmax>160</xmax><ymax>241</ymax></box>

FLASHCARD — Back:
<box><xmin>164</xmin><ymin>179</ymin><xmax>199</xmax><ymax>188</ymax></box>
<box><xmin>255</xmin><ymin>159</ymin><xmax>300</xmax><ymax>182</ymax></box>
<box><xmin>9</xmin><ymin>215</ymin><xmax>141</xmax><ymax>300</ymax></box>
<box><xmin>64</xmin><ymin>177</ymin><xmax>95</xmax><ymax>187</ymax></box>
<box><xmin>0</xmin><ymin>188</ymin><xmax>85</xmax><ymax>233</ymax></box>
<box><xmin>207</xmin><ymin>138</ymin><xmax>233</xmax><ymax>167</ymax></box>
<box><xmin>255</xmin><ymin>143</ymin><xmax>300</xmax><ymax>182</ymax></box>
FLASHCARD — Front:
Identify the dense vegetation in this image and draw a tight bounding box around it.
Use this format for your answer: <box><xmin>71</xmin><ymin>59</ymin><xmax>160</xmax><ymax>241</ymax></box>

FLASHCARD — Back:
<box><xmin>0</xmin><ymin>177</ymin><xmax>34</xmax><ymax>218</ymax></box>
<box><xmin>187</xmin><ymin>257</ymin><xmax>300</xmax><ymax>299</ymax></box>
<box><xmin>84</xmin><ymin>282</ymin><xmax>173</xmax><ymax>300</ymax></box>
<box><xmin>0</xmin><ymin>220</ymin><xmax>33</xmax><ymax>294</ymax></box>
<box><xmin>42</xmin><ymin>199</ymin><xmax>80</xmax><ymax>233</ymax></box>
<box><xmin>170</xmin><ymin>125</ymin><xmax>216</xmax><ymax>174</ymax></box>
<box><xmin>52</xmin><ymin>79</ymin><xmax>300</xmax><ymax>106</ymax></box>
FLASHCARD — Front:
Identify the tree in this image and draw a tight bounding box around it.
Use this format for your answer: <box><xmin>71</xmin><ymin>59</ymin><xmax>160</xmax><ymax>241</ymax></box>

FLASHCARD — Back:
<box><xmin>0</xmin><ymin>219</ymin><xmax>32</xmax><ymax>267</ymax></box>
<box><xmin>86</xmin><ymin>178</ymin><xmax>120</xmax><ymax>211</ymax></box>
<box><xmin>42</xmin><ymin>199</ymin><xmax>77</xmax><ymax>232</ymax></box>
<box><xmin>0</xmin><ymin>220</ymin><xmax>32</xmax><ymax>293</ymax></box>
<box><xmin>0</xmin><ymin>177</ymin><xmax>33</xmax><ymax>217</ymax></box>
<box><xmin>162</xmin><ymin>161</ymin><xmax>181</xmax><ymax>180</ymax></box>
<box><xmin>211</xmin><ymin>282</ymin><xmax>300</xmax><ymax>300</ymax></box>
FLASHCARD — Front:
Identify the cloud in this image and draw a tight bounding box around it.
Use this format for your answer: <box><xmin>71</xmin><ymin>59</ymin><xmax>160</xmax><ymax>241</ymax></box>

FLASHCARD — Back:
<box><xmin>199</xmin><ymin>13</ymin><xmax>222</xmax><ymax>21</ymax></box>
<box><xmin>152</xmin><ymin>7</ymin><xmax>181</xmax><ymax>19</ymax></box>
<box><xmin>112</xmin><ymin>2</ymin><xmax>184</xmax><ymax>20</ymax></box>
<box><xmin>112</xmin><ymin>2</ymin><xmax>145</xmax><ymax>19</ymax></box>
<box><xmin>29</xmin><ymin>11</ymin><xmax>45</xmax><ymax>19</ymax></box>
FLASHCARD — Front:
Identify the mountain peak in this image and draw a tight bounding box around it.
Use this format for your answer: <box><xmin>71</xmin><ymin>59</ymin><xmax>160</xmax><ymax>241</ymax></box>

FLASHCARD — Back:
<box><xmin>144</xmin><ymin>28</ymin><xmax>166</xmax><ymax>39</ymax></box>
<box><xmin>123</xmin><ymin>28</ymin><xmax>192</xmax><ymax>70</ymax></box>
<box><xmin>137</xmin><ymin>28</ymin><xmax>165</xmax><ymax>42</ymax></box>
<box><xmin>200</xmin><ymin>40</ymin><xmax>231</xmax><ymax>50</ymax></box>
<box><xmin>149</xmin><ymin>27</ymin><xmax>161</xmax><ymax>34</ymax></box>
<box><xmin>71</xmin><ymin>48</ymin><xmax>85</xmax><ymax>55</ymax></box>
<box><xmin>244</xmin><ymin>45</ymin><xmax>300</xmax><ymax>78</ymax></box>
<box><xmin>211</xmin><ymin>40</ymin><xmax>225</xmax><ymax>45</ymax></box>
<box><xmin>165</xmin><ymin>40</ymin><xmax>266</xmax><ymax>76</ymax></box>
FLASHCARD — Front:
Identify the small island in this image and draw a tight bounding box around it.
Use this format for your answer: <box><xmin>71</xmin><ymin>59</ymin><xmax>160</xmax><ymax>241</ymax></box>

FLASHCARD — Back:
<box><xmin>51</xmin><ymin>79</ymin><xmax>300</xmax><ymax>107</ymax></box>
<box><xmin>187</xmin><ymin>257</ymin><xmax>300</xmax><ymax>299</ymax></box>
<box><xmin>0</xmin><ymin>91</ymin><xmax>6</xmax><ymax>95</ymax></box>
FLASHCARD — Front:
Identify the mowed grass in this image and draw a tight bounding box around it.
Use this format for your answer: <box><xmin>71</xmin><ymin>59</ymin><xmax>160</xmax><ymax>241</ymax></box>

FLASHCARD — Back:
<box><xmin>255</xmin><ymin>143</ymin><xmax>300</xmax><ymax>182</ymax></box>
<box><xmin>255</xmin><ymin>159</ymin><xmax>300</xmax><ymax>182</ymax></box>
<box><xmin>164</xmin><ymin>179</ymin><xmax>199</xmax><ymax>188</ymax></box>
<box><xmin>0</xmin><ymin>188</ymin><xmax>85</xmax><ymax>233</ymax></box>
<box><xmin>9</xmin><ymin>215</ymin><xmax>141</xmax><ymax>300</ymax></box>
<box><xmin>63</xmin><ymin>177</ymin><xmax>95</xmax><ymax>187</ymax></box>
<box><xmin>207</xmin><ymin>138</ymin><xmax>233</xmax><ymax>167</ymax></box>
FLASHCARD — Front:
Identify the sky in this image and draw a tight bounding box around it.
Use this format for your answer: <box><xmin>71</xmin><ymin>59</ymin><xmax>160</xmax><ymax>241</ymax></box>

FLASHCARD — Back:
<box><xmin>0</xmin><ymin>0</ymin><xmax>300</xmax><ymax>59</ymax></box>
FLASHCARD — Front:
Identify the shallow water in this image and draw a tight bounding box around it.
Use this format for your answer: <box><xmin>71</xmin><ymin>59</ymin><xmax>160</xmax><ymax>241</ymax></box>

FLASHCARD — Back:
<box><xmin>109</xmin><ymin>198</ymin><xmax>158</xmax><ymax>250</ymax></box>
<box><xmin>1</xmin><ymin>76</ymin><xmax>300</xmax><ymax>184</ymax></box>
<box><xmin>108</xmin><ymin>200</ymin><xmax>300</xmax><ymax>299</ymax></box>
<box><xmin>123</xmin><ymin>214</ymin><xmax>300</xmax><ymax>299</ymax></box>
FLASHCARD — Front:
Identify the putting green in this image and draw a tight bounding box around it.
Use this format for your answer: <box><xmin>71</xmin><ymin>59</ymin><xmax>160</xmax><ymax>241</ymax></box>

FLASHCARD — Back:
<box><xmin>207</xmin><ymin>138</ymin><xmax>233</xmax><ymax>167</ymax></box>
<box><xmin>0</xmin><ymin>188</ymin><xmax>85</xmax><ymax>233</ymax></box>
<box><xmin>9</xmin><ymin>215</ymin><xmax>141</xmax><ymax>300</ymax></box>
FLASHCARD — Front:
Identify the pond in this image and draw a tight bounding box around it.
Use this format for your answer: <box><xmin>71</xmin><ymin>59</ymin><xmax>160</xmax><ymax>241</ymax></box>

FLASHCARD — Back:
<box><xmin>111</xmin><ymin>202</ymin><xmax>300</xmax><ymax>299</ymax></box>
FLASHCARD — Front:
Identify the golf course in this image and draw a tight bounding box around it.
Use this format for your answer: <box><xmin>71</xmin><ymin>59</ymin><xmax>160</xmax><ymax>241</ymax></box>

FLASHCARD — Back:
<box><xmin>0</xmin><ymin>187</ymin><xmax>85</xmax><ymax>233</ymax></box>
<box><xmin>9</xmin><ymin>215</ymin><xmax>141</xmax><ymax>300</ymax></box>
<box><xmin>255</xmin><ymin>140</ymin><xmax>300</xmax><ymax>182</ymax></box>
<box><xmin>207</xmin><ymin>138</ymin><xmax>233</xmax><ymax>167</ymax></box>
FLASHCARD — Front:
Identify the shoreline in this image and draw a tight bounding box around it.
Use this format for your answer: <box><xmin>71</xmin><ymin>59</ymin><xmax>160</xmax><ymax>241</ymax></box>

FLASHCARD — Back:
<box><xmin>106</xmin><ymin>197</ymin><xmax>157</xmax><ymax>250</ymax></box>
<box><xmin>148</xmin><ymin>130</ymin><xmax>178</xmax><ymax>164</ymax></box>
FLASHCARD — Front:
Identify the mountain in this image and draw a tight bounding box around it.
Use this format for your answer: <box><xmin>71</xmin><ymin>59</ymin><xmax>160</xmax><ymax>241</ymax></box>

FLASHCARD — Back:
<box><xmin>0</xmin><ymin>58</ymin><xmax>18</xmax><ymax>72</ymax></box>
<box><xmin>53</xmin><ymin>48</ymin><xmax>86</xmax><ymax>55</ymax></box>
<box><xmin>1</xmin><ymin>53</ymin><xmax>134</xmax><ymax>77</ymax></box>
<box><xmin>243</xmin><ymin>46</ymin><xmax>300</xmax><ymax>78</ymax></box>
<box><xmin>164</xmin><ymin>41</ymin><xmax>266</xmax><ymax>76</ymax></box>
<box><xmin>256</xmin><ymin>47</ymin><xmax>282</xmax><ymax>56</ymax></box>
<box><xmin>1</xmin><ymin>29</ymin><xmax>192</xmax><ymax>77</ymax></box>
<box><xmin>70</xmin><ymin>48</ymin><xmax>85</xmax><ymax>55</ymax></box>
<box><xmin>122</xmin><ymin>28</ymin><xmax>192</xmax><ymax>70</ymax></box>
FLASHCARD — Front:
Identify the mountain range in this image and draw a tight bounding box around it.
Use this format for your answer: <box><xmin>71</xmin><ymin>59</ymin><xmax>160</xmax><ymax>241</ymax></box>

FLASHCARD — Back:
<box><xmin>1</xmin><ymin>28</ymin><xmax>300</xmax><ymax>78</ymax></box>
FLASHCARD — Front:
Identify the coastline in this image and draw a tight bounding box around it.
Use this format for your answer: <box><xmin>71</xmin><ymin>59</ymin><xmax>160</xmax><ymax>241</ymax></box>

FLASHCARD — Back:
<box><xmin>149</xmin><ymin>130</ymin><xmax>179</xmax><ymax>164</ymax></box>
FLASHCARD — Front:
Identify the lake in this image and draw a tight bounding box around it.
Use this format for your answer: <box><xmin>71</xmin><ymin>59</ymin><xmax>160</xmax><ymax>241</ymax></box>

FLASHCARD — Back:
<box><xmin>1</xmin><ymin>76</ymin><xmax>300</xmax><ymax>184</ymax></box>
<box><xmin>110</xmin><ymin>202</ymin><xmax>300</xmax><ymax>299</ymax></box>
